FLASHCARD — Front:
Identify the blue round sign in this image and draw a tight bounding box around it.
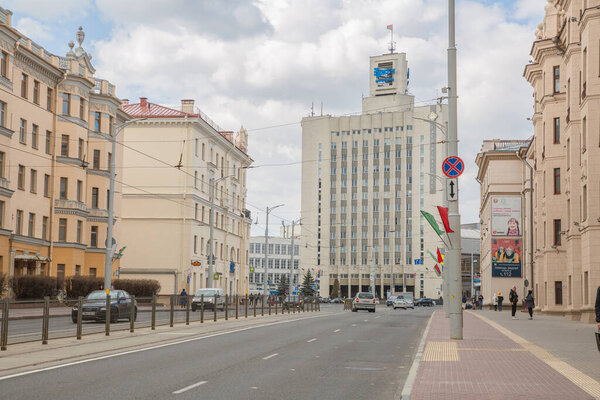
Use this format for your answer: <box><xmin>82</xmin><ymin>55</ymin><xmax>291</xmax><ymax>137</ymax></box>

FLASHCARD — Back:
<box><xmin>442</xmin><ymin>156</ymin><xmax>464</xmax><ymax>178</ymax></box>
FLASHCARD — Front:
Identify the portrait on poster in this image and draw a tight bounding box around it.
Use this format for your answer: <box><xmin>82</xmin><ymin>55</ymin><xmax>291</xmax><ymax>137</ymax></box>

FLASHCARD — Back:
<box><xmin>491</xmin><ymin>238</ymin><xmax>522</xmax><ymax>278</ymax></box>
<box><xmin>491</xmin><ymin>197</ymin><xmax>522</xmax><ymax>236</ymax></box>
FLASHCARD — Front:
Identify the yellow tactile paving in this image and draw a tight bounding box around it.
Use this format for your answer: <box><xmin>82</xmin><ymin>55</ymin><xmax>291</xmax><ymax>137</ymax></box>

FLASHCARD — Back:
<box><xmin>422</xmin><ymin>341</ymin><xmax>459</xmax><ymax>361</ymax></box>
<box><xmin>471</xmin><ymin>312</ymin><xmax>600</xmax><ymax>399</ymax></box>
<box><xmin>459</xmin><ymin>348</ymin><xmax>528</xmax><ymax>351</ymax></box>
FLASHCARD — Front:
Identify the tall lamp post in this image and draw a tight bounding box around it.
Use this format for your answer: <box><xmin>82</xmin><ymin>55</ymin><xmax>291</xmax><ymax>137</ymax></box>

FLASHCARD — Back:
<box><xmin>208</xmin><ymin>174</ymin><xmax>235</xmax><ymax>288</ymax></box>
<box><xmin>104</xmin><ymin>117</ymin><xmax>146</xmax><ymax>293</ymax></box>
<box><xmin>263</xmin><ymin>204</ymin><xmax>284</xmax><ymax>298</ymax></box>
<box><xmin>283</xmin><ymin>218</ymin><xmax>301</xmax><ymax>301</ymax></box>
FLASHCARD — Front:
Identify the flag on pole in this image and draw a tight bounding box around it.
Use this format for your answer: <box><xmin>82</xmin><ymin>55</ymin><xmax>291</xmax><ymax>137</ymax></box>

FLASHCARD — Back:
<box><xmin>436</xmin><ymin>248</ymin><xmax>444</xmax><ymax>265</ymax></box>
<box><xmin>434</xmin><ymin>264</ymin><xmax>442</xmax><ymax>276</ymax></box>
<box><xmin>421</xmin><ymin>210</ymin><xmax>444</xmax><ymax>236</ymax></box>
<box><xmin>436</xmin><ymin>206</ymin><xmax>454</xmax><ymax>233</ymax></box>
<box><xmin>387</xmin><ymin>24</ymin><xmax>393</xmax><ymax>30</ymax></box>
<box><xmin>427</xmin><ymin>250</ymin><xmax>437</xmax><ymax>263</ymax></box>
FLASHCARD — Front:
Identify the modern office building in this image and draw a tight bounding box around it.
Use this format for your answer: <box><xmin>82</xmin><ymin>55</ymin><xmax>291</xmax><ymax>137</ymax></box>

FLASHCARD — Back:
<box><xmin>119</xmin><ymin>98</ymin><xmax>252</xmax><ymax>295</ymax></box>
<box><xmin>0</xmin><ymin>7</ymin><xmax>128</xmax><ymax>288</ymax></box>
<box><xmin>300</xmin><ymin>51</ymin><xmax>448</xmax><ymax>299</ymax></box>
<box><xmin>523</xmin><ymin>0</ymin><xmax>600</xmax><ymax>322</ymax></box>
<box><xmin>460</xmin><ymin>223</ymin><xmax>481</xmax><ymax>298</ymax></box>
<box><xmin>248</xmin><ymin>236</ymin><xmax>300</xmax><ymax>292</ymax></box>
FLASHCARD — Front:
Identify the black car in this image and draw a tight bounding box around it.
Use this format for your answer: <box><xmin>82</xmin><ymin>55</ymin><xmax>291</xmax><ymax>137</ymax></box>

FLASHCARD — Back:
<box><xmin>72</xmin><ymin>290</ymin><xmax>137</xmax><ymax>323</ymax></box>
<box><xmin>415</xmin><ymin>298</ymin><xmax>435</xmax><ymax>307</ymax></box>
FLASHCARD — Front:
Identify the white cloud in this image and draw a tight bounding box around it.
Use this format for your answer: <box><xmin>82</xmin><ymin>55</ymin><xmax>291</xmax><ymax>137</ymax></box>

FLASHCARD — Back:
<box><xmin>14</xmin><ymin>17</ymin><xmax>54</xmax><ymax>42</ymax></box>
<box><xmin>3</xmin><ymin>0</ymin><xmax>92</xmax><ymax>20</ymax></box>
<box><xmin>514</xmin><ymin>0</ymin><xmax>546</xmax><ymax>21</ymax></box>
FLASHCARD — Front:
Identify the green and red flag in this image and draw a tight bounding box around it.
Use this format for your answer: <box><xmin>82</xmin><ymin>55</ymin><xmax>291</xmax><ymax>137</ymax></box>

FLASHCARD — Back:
<box><xmin>434</xmin><ymin>264</ymin><xmax>442</xmax><ymax>276</ymax></box>
<box><xmin>436</xmin><ymin>206</ymin><xmax>454</xmax><ymax>233</ymax></box>
<box><xmin>426</xmin><ymin>250</ymin><xmax>437</xmax><ymax>263</ymax></box>
<box><xmin>421</xmin><ymin>210</ymin><xmax>444</xmax><ymax>236</ymax></box>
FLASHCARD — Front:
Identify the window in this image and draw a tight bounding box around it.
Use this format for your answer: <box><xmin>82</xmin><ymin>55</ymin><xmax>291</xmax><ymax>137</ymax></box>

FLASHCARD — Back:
<box><xmin>194</xmin><ymin>235</ymin><xmax>197</xmax><ymax>253</ymax></box>
<box><xmin>553</xmin><ymin>219</ymin><xmax>562</xmax><ymax>246</ymax></box>
<box><xmin>76</xmin><ymin>220</ymin><xmax>82</xmax><ymax>243</ymax></box>
<box><xmin>57</xmin><ymin>264</ymin><xmax>65</xmax><ymax>281</ymax></box>
<box><xmin>75</xmin><ymin>265</ymin><xmax>81</xmax><ymax>276</ymax></box>
<box><xmin>45</xmin><ymin>131</ymin><xmax>51</xmax><ymax>154</ymax></box>
<box><xmin>31</xmin><ymin>124</ymin><xmax>38</xmax><ymax>149</ymax></box>
<box><xmin>58</xmin><ymin>219</ymin><xmax>67</xmax><ymax>241</ymax></box>
<box><xmin>553</xmin><ymin>66</ymin><xmax>560</xmax><ymax>93</ymax></box>
<box><xmin>93</xmin><ymin>149</ymin><xmax>100</xmax><ymax>169</ymax></box>
<box><xmin>0</xmin><ymin>151</ymin><xmax>4</xmax><ymax>178</ymax></box>
<box><xmin>19</xmin><ymin>119</ymin><xmax>26</xmax><ymax>143</ymax></box>
<box><xmin>60</xmin><ymin>177</ymin><xmax>68</xmax><ymax>199</ymax></box>
<box><xmin>91</xmin><ymin>187</ymin><xmax>99</xmax><ymax>208</ymax></box>
<box><xmin>94</xmin><ymin>112</ymin><xmax>101</xmax><ymax>132</ymax></box>
<box><xmin>553</xmin><ymin>117</ymin><xmax>560</xmax><ymax>143</ymax></box>
<box><xmin>0</xmin><ymin>51</ymin><xmax>7</xmax><ymax>77</ymax></box>
<box><xmin>90</xmin><ymin>226</ymin><xmax>98</xmax><ymax>247</ymax></box>
<box><xmin>44</xmin><ymin>174</ymin><xmax>50</xmax><ymax>197</ymax></box>
<box><xmin>21</xmin><ymin>73</ymin><xmax>28</xmax><ymax>98</ymax></box>
<box><xmin>77</xmin><ymin>180</ymin><xmax>83</xmax><ymax>202</ymax></box>
<box><xmin>89</xmin><ymin>268</ymin><xmax>97</xmax><ymax>277</ymax></box>
<box><xmin>62</xmin><ymin>93</ymin><xmax>70</xmax><ymax>115</ymax></box>
<box><xmin>61</xmin><ymin>135</ymin><xmax>69</xmax><ymax>157</ymax></box>
<box><xmin>0</xmin><ymin>101</ymin><xmax>5</xmax><ymax>127</ymax></box>
<box><xmin>28</xmin><ymin>213</ymin><xmax>35</xmax><ymax>237</ymax></box>
<box><xmin>29</xmin><ymin>169</ymin><xmax>37</xmax><ymax>193</ymax></box>
<box><xmin>583</xmin><ymin>184</ymin><xmax>588</xmax><ymax>221</ymax></box>
<box><xmin>42</xmin><ymin>216</ymin><xmax>48</xmax><ymax>240</ymax></box>
<box><xmin>18</xmin><ymin>165</ymin><xmax>25</xmax><ymax>190</ymax></box>
<box><xmin>78</xmin><ymin>138</ymin><xmax>84</xmax><ymax>160</ymax></box>
<box><xmin>33</xmin><ymin>80</ymin><xmax>40</xmax><ymax>104</ymax></box>
<box><xmin>47</xmin><ymin>88</ymin><xmax>53</xmax><ymax>111</ymax></box>
<box><xmin>109</xmin><ymin>115</ymin><xmax>114</xmax><ymax>135</ymax></box>
<box><xmin>553</xmin><ymin>168</ymin><xmax>560</xmax><ymax>194</ymax></box>
<box><xmin>107</xmin><ymin>152</ymin><xmax>112</xmax><ymax>170</ymax></box>
<box><xmin>16</xmin><ymin>210</ymin><xmax>23</xmax><ymax>235</ymax></box>
<box><xmin>554</xmin><ymin>281</ymin><xmax>563</xmax><ymax>305</ymax></box>
<box><xmin>79</xmin><ymin>97</ymin><xmax>85</xmax><ymax>120</ymax></box>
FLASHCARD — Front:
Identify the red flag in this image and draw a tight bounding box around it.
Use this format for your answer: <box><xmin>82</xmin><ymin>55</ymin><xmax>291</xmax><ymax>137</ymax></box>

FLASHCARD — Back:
<box><xmin>436</xmin><ymin>206</ymin><xmax>454</xmax><ymax>233</ymax></box>
<box><xmin>434</xmin><ymin>264</ymin><xmax>441</xmax><ymax>276</ymax></box>
<box><xmin>387</xmin><ymin>24</ymin><xmax>393</xmax><ymax>30</ymax></box>
<box><xmin>436</xmin><ymin>248</ymin><xmax>444</xmax><ymax>264</ymax></box>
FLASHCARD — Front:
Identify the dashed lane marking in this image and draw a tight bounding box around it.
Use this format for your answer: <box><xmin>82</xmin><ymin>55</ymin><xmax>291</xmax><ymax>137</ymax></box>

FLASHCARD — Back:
<box><xmin>307</xmin><ymin>338</ymin><xmax>317</xmax><ymax>343</ymax></box>
<box><xmin>173</xmin><ymin>380</ymin><xmax>207</xmax><ymax>394</ymax></box>
<box><xmin>333</xmin><ymin>329</ymin><xmax>340</xmax><ymax>332</ymax></box>
<box><xmin>262</xmin><ymin>353</ymin><xmax>279</xmax><ymax>360</ymax></box>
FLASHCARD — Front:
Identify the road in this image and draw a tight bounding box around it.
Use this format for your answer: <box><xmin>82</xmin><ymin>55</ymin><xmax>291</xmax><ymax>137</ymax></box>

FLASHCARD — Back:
<box><xmin>0</xmin><ymin>305</ymin><xmax>434</xmax><ymax>400</ymax></box>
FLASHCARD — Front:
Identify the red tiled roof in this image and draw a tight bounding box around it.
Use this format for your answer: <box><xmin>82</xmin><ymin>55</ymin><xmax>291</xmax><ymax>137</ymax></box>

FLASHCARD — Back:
<box><xmin>123</xmin><ymin>98</ymin><xmax>198</xmax><ymax>118</ymax></box>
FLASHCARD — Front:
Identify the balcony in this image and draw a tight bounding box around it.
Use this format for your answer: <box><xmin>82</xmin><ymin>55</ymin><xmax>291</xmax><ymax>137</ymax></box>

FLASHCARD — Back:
<box><xmin>55</xmin><ymin>199</ymin><xmax>88</xmax><ymax>212</ymax></box>
<box><xmin>88</xmin><ymin>208</ymin><xmax>108</xmax><ymax>218</ymax></box>
<box><xmin>0</xmin><ymin>177</ymin><xmax>13</xmax><ymax>198</ymax></box>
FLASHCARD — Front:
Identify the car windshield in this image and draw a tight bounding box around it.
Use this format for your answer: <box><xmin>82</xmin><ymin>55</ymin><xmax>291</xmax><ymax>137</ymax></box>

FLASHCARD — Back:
<box><xmin>195</xmin><ymin>289</ymin><xmax>218</xmax><ymax>297</ymax></box>
<box><xmin>86</xmin><ymin>291</ymin><xmax>119</xmax><ymax>300</ymax></box>
<box><xmin>357</xmin><ymin>293</ymin><xmax>373</xmax><ymax>299</ymax></box>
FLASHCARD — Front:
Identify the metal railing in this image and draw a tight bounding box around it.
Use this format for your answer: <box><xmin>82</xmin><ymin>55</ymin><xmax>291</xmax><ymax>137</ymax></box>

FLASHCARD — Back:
<box><xmin>0</xmin><ymin>294</ymin><xmax>322</xmax><ymax>350</ymax></box>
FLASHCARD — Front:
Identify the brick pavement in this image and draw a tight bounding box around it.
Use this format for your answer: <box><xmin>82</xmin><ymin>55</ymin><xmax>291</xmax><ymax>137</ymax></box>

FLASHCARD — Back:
<box><xmin>409</xmin><ymin>310</ymin><xmax>598</xmax><ymax>400</ymax></box>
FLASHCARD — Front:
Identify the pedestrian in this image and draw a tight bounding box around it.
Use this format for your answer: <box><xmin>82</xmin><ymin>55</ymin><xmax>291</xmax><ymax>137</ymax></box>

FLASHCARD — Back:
<box><xmin>478</xmin><ymin>294</ymin><xmax>484</xmax><ymax>310</ymax></box>
<box><xmin>493</xmin><ymin>293</ymin><xmax>498</xmax><ymax>311</ymax></box>
<box><xmin>180</xmin><ymin>288</ymin><xmax>187</xmax><ymax>308</ymax></box>
<box><xmin>509</xmin><ymin>286</ymin><xmax>519</xmax><ymax>319</ymax></box>
<box><xmin>525</xmin><ymin>290</ymin><xmax>535</xmax><ymax>319</ymax></box>
<box><xmin>497</xmin><ymin>292</ymin><xmax>504</xmax><ymax>312</ymax></box>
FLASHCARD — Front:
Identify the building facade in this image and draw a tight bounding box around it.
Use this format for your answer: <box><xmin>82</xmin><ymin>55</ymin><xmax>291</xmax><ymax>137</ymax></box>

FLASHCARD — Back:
<box><xmin>300</xmin><ymin>52</ymin><xmax>447</xmax><ymax>299</ymax></box>
<box><xmin>248</xmin><ymin>236</ymin><xmax>300</xmax><ymax>292</ymax></box>
<box><xmin>0</xmin><ymin>7</ymin><xmax>128</xmax><ymax>292</ymax></box>
<box><xmin>523</xmin><ymin>0</ymin><xmax>600</xmax><ymax>322</ymax></box>
<box><xmin>119</xmin><ymin>98</ymin><xmax>252</xmax><ymax>295</ymax></box>
<box><xmin>461</xmin><ymin>223</ymin><xmax>481</xmax><ymax>298</ymax></box>
<box><xmin>476</xmin><ymin>140</ymin><xmax>533</xmax><ymax>307</ymax></box>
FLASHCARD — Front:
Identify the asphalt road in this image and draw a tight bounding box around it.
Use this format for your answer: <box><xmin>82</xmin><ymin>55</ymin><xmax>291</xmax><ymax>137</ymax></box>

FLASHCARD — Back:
<box><xmin>0</xmin><ymin>305</ymin><xmax>433</xmax><ymax>400</ymax></box>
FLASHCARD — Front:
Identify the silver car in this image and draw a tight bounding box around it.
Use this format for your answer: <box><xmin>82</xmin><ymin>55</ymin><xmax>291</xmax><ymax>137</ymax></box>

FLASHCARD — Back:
<box><xmin>351</xmin><ymin>292</ymin><xmax>376</xmax><ymax>312</ymax></box>
<box><xmin>191</xmin><ymin>288</ymin><xmax>225</xmax><ymax>311</ymax></box>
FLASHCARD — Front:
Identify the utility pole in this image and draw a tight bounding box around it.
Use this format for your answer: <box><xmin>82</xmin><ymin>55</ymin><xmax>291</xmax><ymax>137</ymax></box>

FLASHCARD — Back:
<box><xmin>263</xmin><ymin>204</ymin><xmax>284</xmax><ymax>298</ymax></box>
<box><xmin>370</xmin><ymin>246</ymin><xmax>376</xmax><ymax>297</ymax></box>
<box><xmin>470</xmin><ymin>252</ymin><xmax>474</xmax><ymax>298</ymax></box>
<box><xmin>447</xmin><ymin>0</ymin><xmax>463</xmax><ymax>339</ymax></box>
<box><xmin>289</xmin><ymin>221</ymin><xmax>295</xmax><ymax>301</ymax></box>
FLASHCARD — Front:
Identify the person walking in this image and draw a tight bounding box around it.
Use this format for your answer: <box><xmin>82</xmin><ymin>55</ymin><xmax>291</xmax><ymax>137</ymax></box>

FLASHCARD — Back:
<box><xmin>478</xmin><ymin>294</ymin><xmax>484</xmax><ymax>310</ymax></box>
<box><xmin>497</xmin><ymin>292</ymin><xmax>504</xmax><ymax>312</ymax></box>
<box><xmin>525</xmin><ymin>290</ymin><xmax>534</xmax><ymax>319</ymax></box>
<box><xmin>180</xmin><ymin>288</ymin><xmax>187</xmax><ymax>308</ymax></box>
<box><xmin>493</xmin><ymin>293</ymin><xmax>498</xmax><ymax>311</ymax></box>
<box><xmin>509</xmin><ymin>286</ymin><xmax>519</xmax><ymax>319</ymax></box>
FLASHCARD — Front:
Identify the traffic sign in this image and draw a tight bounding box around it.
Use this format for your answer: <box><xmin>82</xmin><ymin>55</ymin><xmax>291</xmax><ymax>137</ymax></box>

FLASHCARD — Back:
<box><xmin>249</xmin><ymin>267</ymin><xmax>255</xmax><ymax>273</ymax></box>
<box><xmin>446</xmin><ymin>178</ymin><xmax>458</xmax><ymax>201</ymax></box>
<box><xmin>311</xmin><ymin>285</ymin><xmax>316</xmax><ymax>290</ymax></box>
<box><xmin>213</xmin><ymin>273</ymin><xmax>219</xmax><ymax>280</ymax></box>
<box><xmin>442</xmin><ymin>156</ymin><xmax>464</xmax><ymax>178</ymax></box>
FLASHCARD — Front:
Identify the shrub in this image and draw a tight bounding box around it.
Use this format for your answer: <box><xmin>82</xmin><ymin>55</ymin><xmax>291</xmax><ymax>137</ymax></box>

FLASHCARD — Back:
<box><xmin>113</xmin><ymin>279</ymin><xmax>161</xmax><ymax>298</ymax></box>
<box><xmin>66</xmin><ymin>276</ymin><xmax>103</xmax><ymax>298</ymax></box>
<box><xmin>11</xmin><ymin>275</ymin><xmax>60</xmax><ymax>299</ymax></box>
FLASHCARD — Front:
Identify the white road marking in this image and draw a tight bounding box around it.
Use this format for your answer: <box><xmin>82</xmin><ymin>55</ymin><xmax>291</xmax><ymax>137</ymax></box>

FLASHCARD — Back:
<box><xmin>0</xmin><ymin>312</ymin><xmax>342</xmax><ymax>382</ymax></box>
<box><xmin>250</xmin><ymin>387</ymin><xmax>258</xmax><ymax>390</ymax></box>
<box><xmin>374</xmin><ymin>316</ymin><xmax>381</xmax><ymax>319</ymax></box>
<box><xmin>364</xmin><ymin>319</ymin><xmax>369</xmax><ymax>322</ymax></box>
<box><xmin>262</xmin><ymin>353</ymin><xmax>279</xmax><ymax>360</ymax></box>
<box><xmin>351</xmin><ymin>324</ymin><xmax>357</xmax><ymax>327</ymax></box>
<box><xmin>333</xmin><ymin>329</ymin><xmax>340</xmax><ymax>333</ymax></box>
<box><xmin>307</xmin><ymin>338</ymin><xmax>317</xmax><ymax>343</ymax></box>
<box><xmin>173</xmin><ymin>380</ymin><xmax>207</xmax><ymax>394</ymax></box>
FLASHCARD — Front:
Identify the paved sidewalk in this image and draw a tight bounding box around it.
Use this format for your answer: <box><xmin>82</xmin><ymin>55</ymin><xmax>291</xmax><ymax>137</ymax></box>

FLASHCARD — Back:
<box><xmin>409</xmin><ymin>310</ymin><xmax>600</xmax><ymax>400</ymax></box>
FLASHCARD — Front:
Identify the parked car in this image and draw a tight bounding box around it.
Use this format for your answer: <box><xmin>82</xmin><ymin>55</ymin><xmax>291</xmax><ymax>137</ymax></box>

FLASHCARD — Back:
<box><xmin>319</xmin><ymin>297</ymin><xmax>330</xmax><ymax>303</ymax></box>
<box><xmin>351</xmin><ymin>292</ymin><xmax>376</xmax><ymax>312</ymax></box>
<box><xmin>393</xmin><ymin>298</ymin><xmax>407</xmax><ymax>309</ymax></box>
<box><xmin>415</xmin><ymin>298</ymin><xmax>435</xmax><ymax>307</ymax></box>
<box><xmin>71</xmin><ymin>290</ymin><xmax>137</xmax><ymax>323</ymax></box>
<box><xmin>386</xmin><ymin>296</ymin><xmax>398</xmax><ymax>307</ymax></box>
<box><xmin>404</xmin><ymin>298</ymin><xmax>415</xmax><ymax>309</ymax></box>
<box><xmin>330</xmin><ymin>298</ymin><xmax>344</xmax><ymax>304</ymax></box>
<box><xmin>191</xmin><ymin>288</ymin><xmax>225</xmax><ymax>311</ymax></box>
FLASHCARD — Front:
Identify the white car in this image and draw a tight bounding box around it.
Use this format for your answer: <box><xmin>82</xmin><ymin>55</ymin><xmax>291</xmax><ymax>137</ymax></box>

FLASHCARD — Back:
<box><xmin>393</xmin><ymin>298</ymin><xmax>407</xmax><ymax>309</ymax></box>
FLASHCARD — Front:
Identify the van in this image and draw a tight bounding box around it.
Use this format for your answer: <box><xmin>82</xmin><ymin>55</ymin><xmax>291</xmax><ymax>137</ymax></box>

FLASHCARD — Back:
<box><xmin>191</xmin><ymin>288</ymin><xmax>225</xmax><ymax>311</ymax></box>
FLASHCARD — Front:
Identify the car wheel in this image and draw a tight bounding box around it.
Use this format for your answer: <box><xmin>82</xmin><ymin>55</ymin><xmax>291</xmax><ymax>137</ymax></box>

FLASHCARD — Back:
<box><xmin>370</xmin><ymin>309</ymin><xmax>375</xmax><ymax>313</ymax></box>
<box><xmin>110</xmin><ymin>309</ymin><xmax>119</xmax><ymax>323</ymax></box>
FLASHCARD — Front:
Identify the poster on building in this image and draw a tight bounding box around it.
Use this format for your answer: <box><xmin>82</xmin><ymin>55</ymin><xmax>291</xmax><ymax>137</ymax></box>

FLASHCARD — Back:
<box><xmin>491</xmin><ymin>238</ymin><xmax>522</xmax><ymax>277</ymax></box>
<box><xmin>491</xmin><ymin>197</ymin><xmax>522</xmax><ymax>236</ymax></box>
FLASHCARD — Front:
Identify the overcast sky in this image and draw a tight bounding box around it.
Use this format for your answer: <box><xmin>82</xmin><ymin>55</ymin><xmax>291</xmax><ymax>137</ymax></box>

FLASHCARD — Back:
<box><xmin>6</xmin><ymin>0</ymin><xmax>545</xmax><ymax>235</ymax></box>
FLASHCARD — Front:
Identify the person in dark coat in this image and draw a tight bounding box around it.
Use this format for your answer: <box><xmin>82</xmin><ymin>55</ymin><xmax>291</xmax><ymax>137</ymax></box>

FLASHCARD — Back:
<box><xmin>478</xmin><ymin>294</ymin><xmax>484</xmax><ymax>310</ymax></box>
<box><xmin>595</xmin><ymin>286</ymin><xmax>600</xmax><ymax>330</ymax></box>
<box><xmin>497</xmin><ymin>292</ymin><xmax>504</xmax><ymax>312</ymax></box>
<box><xmin>525</xmin><ymin>290</ymin><xmax>534</xmax><ymax>320</ymax></box>
<box><xmin>180</xmin><ymin>289</ymin><xmax>187</xmax><ymax>308</ymax></box>
<box><xmin>509</xmin><ymin>286</ymin><xmax>519</xmax><ymax>319</ymax></box>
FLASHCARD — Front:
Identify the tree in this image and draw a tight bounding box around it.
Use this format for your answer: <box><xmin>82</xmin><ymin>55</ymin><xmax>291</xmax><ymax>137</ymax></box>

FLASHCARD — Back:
<box><xmin>300</xmin><ymin>270</ymin><xmax>316</xmax><ymax>297</ymax></box>
<box><xmin>330</xmin><ymin>278</ymin><xmax>340</xmax><ymax>299</ymax></box>
<box><xmin>276</xmin><ymin>275</ymin><xmax>288</xmax><ymax>297</ymax></box>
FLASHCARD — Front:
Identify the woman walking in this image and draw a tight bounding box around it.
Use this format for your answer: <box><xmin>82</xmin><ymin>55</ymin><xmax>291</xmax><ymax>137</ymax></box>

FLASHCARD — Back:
<box><xmin>525</xmin><ymin>290</ymin><xmax>535</xmax><ymax>320</ymax></box>
<box><xmin>509</xmin><ymin>286</ymin><xmax>519</xmax><ymax>319</ymax></box>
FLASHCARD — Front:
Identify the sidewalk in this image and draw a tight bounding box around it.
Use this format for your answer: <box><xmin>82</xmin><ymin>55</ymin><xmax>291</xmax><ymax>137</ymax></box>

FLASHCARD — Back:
<box><xmin>408</xmin><ymin>310</ymin><xmax>600</xmax><ymax>400</ymax></box>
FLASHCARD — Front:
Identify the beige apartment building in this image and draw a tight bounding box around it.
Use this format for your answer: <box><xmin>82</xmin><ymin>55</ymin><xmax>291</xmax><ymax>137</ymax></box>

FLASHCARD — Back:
<box><xmin>0</xmin><ymin>7</ymin><xmax>128</xmax><ymax>290</ymax></box>
<box><xmin>301</xmin><ymin>51</ymin><xmax>447</xmax><ymax>299</ymax></box>
<box><xmin>523</xmin><ymin>0</ymin><xmax>600</xmax><ymax>322</ymax></box>
<box><xmin>119</xmin><ymin>98</ymin><xmax>252</xmax><ymax>295</ymax></box>
<box><xmin>476</xmin><ymin>140</ymin><xmax>533</xmax><ymax>306</ymax></box>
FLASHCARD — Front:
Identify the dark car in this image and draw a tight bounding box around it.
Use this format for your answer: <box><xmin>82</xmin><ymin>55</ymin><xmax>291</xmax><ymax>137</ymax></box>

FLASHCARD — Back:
<box><xmin>330</xmin><ymin>298</ymin><xmax>344</xmax><ymax>304</ymax></box>
<box><xmin>72</xmin><ymin>290</ymin><xmax>137</xmax><ymax>323</ymax></box>
<box><xmin>416</xmin><ymin>298</ymin><xmax>435</xmax><ymax>307</ymax></box>
<box><xmin>386</xmin><ymin>296</ymin><xmax>398</xmax><ymax>307</ymax></box>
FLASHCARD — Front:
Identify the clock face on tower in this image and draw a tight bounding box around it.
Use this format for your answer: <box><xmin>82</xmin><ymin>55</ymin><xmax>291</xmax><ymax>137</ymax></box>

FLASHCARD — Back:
<box><xmin>374</xmin><ymin>62</ymin><xmax>395</xmax><ymax>87</ymax></box>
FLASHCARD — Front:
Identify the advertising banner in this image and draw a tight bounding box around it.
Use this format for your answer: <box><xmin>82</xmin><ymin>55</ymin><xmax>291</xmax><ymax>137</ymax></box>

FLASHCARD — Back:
<box><xmin>491</xmin><ymin>196</ymin><xmax>522</xmax><ymax>236</ymax></box>
<box><xmin>491</xmin><ymin>238</ymin><xmax>522</xmax><ymax>277</ymax></box>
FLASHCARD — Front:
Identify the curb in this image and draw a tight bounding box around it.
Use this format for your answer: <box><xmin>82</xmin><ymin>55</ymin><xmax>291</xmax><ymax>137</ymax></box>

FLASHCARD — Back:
<box><xmin>396</xmin><ymin>310</ymin><xmax>435</xmax><ymax>400</ymax></box>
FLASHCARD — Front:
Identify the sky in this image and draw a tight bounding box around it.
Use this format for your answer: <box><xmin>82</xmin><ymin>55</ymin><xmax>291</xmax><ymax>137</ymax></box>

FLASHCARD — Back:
<box><xmin>5</xmin><ymin>0</ymin><xmax>546</xmax><ymax>235</ymax></box>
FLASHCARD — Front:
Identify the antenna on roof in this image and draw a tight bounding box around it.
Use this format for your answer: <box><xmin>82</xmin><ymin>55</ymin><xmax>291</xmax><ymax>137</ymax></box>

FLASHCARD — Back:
<box><xmin>387</xmin><ymin>24</ymin><xmax>395</xmax><ymax>54</ymax></box>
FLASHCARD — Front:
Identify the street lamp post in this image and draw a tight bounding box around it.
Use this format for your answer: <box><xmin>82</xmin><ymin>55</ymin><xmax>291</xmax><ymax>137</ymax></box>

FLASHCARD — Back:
<box><xmin>263</xmin><ymin>204</ymin><xmax>284</xmax><ymax>298</ymax></box>
<box><xmin>208</xmin><ymin>174</ymin><xmax>235</xmax><ymax>289</ymax></box>
<box><xmin>284</xmin><ymin>219</ymin><xmax>301</xmax><ymax>302</ymax></box>
<box><xmin>104</xmin><ymin>118</ymin><xmax>146</xmax><ymax>293</ymax></box>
